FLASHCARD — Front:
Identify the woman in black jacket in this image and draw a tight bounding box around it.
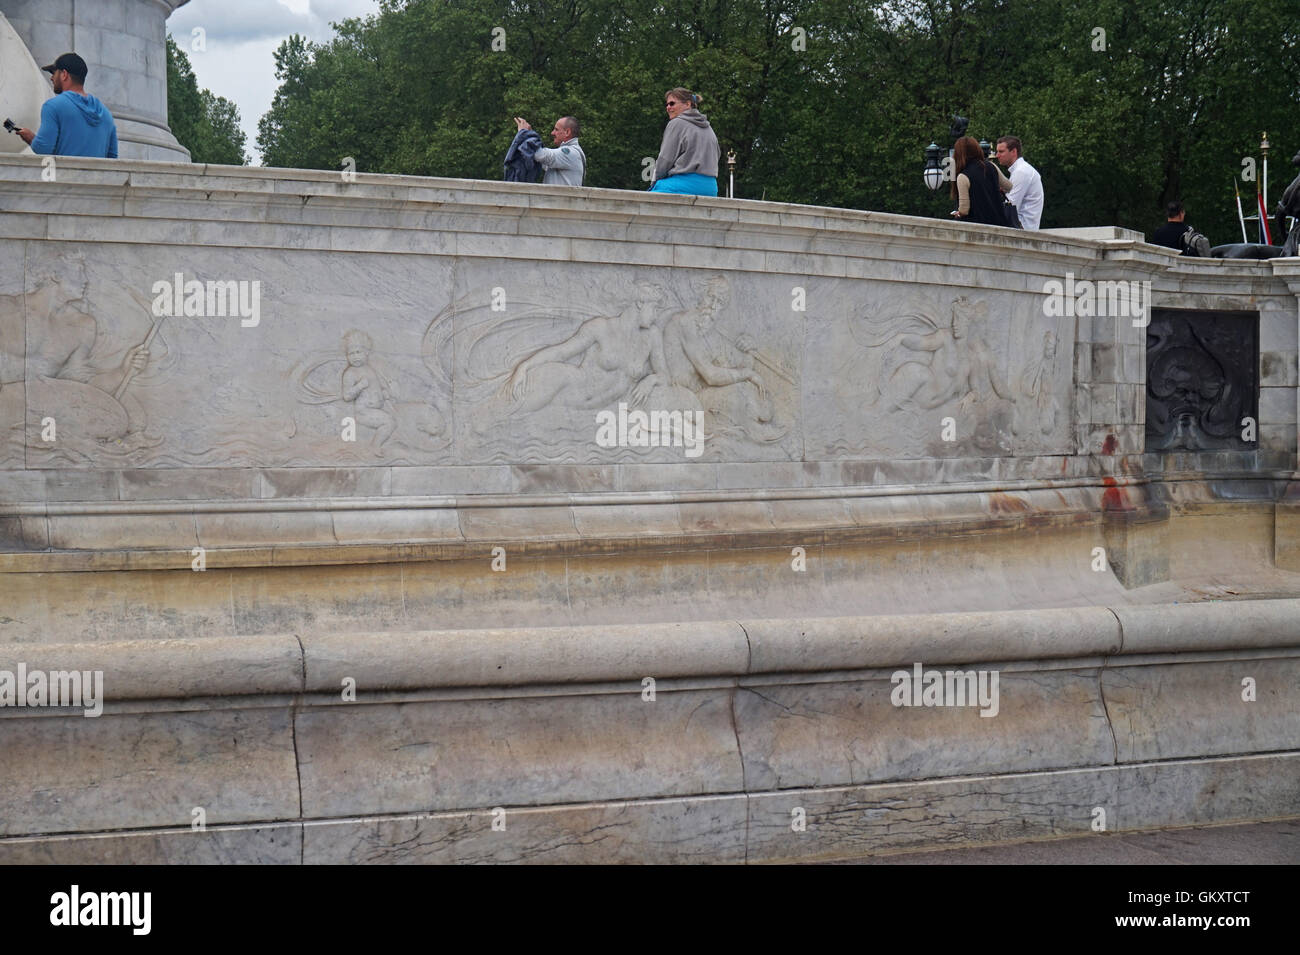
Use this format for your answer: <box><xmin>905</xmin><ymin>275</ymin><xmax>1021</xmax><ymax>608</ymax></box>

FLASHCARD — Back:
<box><xmin>950</xmin><ymin>136</ymin><xmax>1010</xmax><ymax>226</ymax></box>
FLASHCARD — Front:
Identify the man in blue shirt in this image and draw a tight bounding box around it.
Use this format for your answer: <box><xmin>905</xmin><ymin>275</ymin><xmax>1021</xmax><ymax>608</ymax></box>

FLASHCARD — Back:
<box><xmin>17</xmin><ymin>53</ymin><xmax>118</xmax><ymax>159</ymax></box>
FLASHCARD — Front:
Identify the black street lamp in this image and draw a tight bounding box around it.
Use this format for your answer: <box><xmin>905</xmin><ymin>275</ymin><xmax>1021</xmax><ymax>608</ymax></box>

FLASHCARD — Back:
<box><xmin>923</xmin><ymin>142</ymin><xmax>945</xmax><ymax>191</ymax></box>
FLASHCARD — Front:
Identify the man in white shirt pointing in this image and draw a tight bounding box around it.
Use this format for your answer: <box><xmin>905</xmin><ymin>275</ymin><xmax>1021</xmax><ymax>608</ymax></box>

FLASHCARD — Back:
<box><xmin>995</xmin><ymin>135</ymin><xmax>1044</xmax><ymax>230</ymax></box>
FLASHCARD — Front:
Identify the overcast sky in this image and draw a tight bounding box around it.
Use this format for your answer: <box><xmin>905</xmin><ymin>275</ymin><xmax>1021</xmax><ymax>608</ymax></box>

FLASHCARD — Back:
<box><xmin>166</xmin><ymin>0</ymin><xmax>382</xmax><ymax>164</ymax></box>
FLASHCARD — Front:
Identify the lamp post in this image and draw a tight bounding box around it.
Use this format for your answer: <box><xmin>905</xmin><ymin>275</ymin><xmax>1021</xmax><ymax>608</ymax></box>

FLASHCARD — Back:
<box><xmin>727</xmin><ymin>150</ymin><xmax>737</xmax><ymax>199</ymax></box>
<box><xmin>923</xmin><ymin>142</ymin><xmax>945</xmax><ymax>192</ymax></box>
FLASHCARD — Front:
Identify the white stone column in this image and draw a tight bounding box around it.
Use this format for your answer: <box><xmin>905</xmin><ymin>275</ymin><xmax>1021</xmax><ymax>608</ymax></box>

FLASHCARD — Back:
<box><xmin>0</xmin><ymin>0</ymin><xmax>192</xmax><ymax>161</ymax></box>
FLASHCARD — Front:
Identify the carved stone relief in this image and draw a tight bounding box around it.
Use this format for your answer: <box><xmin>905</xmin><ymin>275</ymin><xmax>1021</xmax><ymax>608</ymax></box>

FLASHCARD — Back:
<box><xmin>0</xmin><ymin>244</ymin><xmax>1081</xmax><ymax>472</ymax></box>
<box><xmin>435</xmin><ymin>269</ymin><xmax>801</xmax><ymax>463</ymax></box>
<box><xmin>4</xmin><ymin>246</ymin><xmax>455</xmax><ymax>467</ymax></box>
<box><xmin>810</xmin><ymin>287</ymin><xmax>1072</xmax><ymax>458</ymax></box>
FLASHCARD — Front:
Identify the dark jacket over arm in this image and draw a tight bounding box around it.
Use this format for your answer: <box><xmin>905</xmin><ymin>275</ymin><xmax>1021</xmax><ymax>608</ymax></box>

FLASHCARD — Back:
<box><xmin>504</xmin><ymin>130</ymin><xmax>544</xmax><ymax>182</ymax></box>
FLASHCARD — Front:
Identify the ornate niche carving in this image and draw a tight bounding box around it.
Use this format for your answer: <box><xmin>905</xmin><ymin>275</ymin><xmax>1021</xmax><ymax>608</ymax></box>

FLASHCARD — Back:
<box><xmin>1146</xmin><ymin>308</ymin><xmax>1258</xmax><ymax>451</ymax></box>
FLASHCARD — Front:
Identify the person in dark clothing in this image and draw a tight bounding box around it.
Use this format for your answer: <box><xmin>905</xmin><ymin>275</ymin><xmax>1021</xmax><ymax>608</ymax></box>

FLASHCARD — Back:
<box><xmin>1152</xmin><ymin>201</ymin><xmax>1210</xmax><ymax>256</ymax></box>
<box><xmin>949</xmin><ymin>136</ymin><xmax>1010</xmax><ymax>225</ymax></box>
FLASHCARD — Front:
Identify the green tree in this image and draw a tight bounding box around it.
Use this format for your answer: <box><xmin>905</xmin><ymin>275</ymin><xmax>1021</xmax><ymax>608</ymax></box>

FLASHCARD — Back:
<box><xmin>166</xmin><ymin>35</ymin><xmax>249</xmax><ymax>165</ymax></box>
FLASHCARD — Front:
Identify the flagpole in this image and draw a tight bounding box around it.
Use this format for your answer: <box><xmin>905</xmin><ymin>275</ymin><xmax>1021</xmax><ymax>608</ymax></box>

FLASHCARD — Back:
<box><xmin>1258</xmin><ymin>190</ymin><xmax>1273</xmax><ymax>245</ymax></box>
<box><xmin>1262</xmin><ymin>133</ymin><xmax>1270</xmax><ymax>228</ymax></box>
<box><xmin>1234</xmin><ymin>178</ymin><xmax>1248</xmax><ymax>243</ymax></box>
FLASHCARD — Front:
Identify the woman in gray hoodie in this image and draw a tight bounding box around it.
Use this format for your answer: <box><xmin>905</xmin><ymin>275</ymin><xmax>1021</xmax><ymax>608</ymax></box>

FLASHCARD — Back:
<box><xmin>649</xmin><ymin>88</ymin><xmax>720</xmax><ymax>196</ymax></box>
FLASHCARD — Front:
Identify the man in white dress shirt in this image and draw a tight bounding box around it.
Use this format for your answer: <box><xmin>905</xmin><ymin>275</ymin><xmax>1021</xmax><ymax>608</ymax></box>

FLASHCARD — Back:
<box><xmin>995</xmin><ymin>136</ymin><xmax>1044</xmax><ymax>230</ymax></box>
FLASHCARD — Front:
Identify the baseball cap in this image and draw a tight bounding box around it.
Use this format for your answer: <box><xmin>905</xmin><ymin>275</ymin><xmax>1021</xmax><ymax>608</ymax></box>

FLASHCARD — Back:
<box><xmin>42</xmin><ymin>53</ymin><xmax>88</xmax><ymax>81</ymax></box>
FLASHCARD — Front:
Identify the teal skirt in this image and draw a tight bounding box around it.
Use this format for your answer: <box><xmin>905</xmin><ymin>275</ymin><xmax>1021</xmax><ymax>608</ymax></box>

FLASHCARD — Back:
<box><xmin>649</xmin><ymin>173</ymin><xmax>719</xmax><ymax>196</ymax></box>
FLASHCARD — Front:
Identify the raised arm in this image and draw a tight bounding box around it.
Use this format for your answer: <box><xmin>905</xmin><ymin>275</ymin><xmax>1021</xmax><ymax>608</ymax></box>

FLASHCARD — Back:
<box><xmin>678</xmin><ymin>321</ymin><xmax>757</xmax><ymax>387</ymax></box>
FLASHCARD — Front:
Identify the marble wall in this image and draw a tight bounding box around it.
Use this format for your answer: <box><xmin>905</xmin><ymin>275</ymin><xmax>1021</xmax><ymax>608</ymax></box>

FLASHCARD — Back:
<box><xmin>2</xmin><ymin>158</ymin><xmax>1299</xmax><ymax>862</ymax></box>
<box><xmin>1</xmin><ymin>157</ymin><xmax>1293</xmax><ymax>505</ymax></box>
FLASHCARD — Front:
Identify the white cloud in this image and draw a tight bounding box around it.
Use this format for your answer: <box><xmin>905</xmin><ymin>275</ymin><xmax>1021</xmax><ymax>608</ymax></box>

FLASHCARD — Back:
<box><xmin>169</xmin><ymin>0</ymin><xmax>376</xmax><ymax>45</ymax></box>
<box><xmin>167</xmin><ymin>0</ymin><xmax>379</xmax><ymax>164</ymax></box>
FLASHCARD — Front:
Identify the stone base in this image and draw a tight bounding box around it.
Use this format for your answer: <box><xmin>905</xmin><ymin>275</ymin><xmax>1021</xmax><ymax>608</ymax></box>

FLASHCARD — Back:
<box><xmin>1275</xmin><ymin>479</ymin><xmax>1300</xmax><ymax>571</ymax></box>
<box><xmin>1</xmin><ymin>754</ymin><xmax>1295</xmax><ymax>864</ymax></box>
<box><xmin>1</xmin><ymin>600</ymin><xmax>1298</xmax><ymax>862</ymax></box>
<box><xmin>1103</xmin><ymin>498</ymin><xmax>1171</xmax><ymax>589</ymax></box>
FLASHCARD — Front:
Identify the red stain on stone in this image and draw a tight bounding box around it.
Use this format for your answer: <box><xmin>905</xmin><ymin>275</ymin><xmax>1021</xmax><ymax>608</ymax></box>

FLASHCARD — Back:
<box><xmin>1101</xmin><ymin>434</ymin><xmax>1118</xmax><ymax>455</ymax></box>
<box><xmin>989</xmin><ymin>492</ymin><xmax>1032</xmax><ymax>514</ymax></box>
<box><xmin>1101</xmin><ymin>475</ymin><xmax>1131</xmax><ymax>511</ymax></box>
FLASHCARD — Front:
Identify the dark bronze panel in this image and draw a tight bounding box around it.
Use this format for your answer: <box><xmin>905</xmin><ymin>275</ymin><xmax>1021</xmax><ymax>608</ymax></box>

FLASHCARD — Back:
<box><xmin>1146</xmin><ymin>309</ymin><xmax>1259</xmax><ymax>451</ymax></box>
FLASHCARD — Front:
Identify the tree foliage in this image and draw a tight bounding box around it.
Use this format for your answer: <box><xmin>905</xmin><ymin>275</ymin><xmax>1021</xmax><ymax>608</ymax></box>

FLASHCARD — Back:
<box><xmin>167</xmin><ymin>36</ymin><xmax>249</xmax><ymax>166</ymax></box>
<box><xmin>255</xmin><ymin>0</ymin><xmax>1300</xmax><ymax>240</ymax></box>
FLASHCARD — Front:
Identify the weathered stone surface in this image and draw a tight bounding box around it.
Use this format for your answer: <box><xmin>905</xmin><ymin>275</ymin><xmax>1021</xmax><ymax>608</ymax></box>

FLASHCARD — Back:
<box><xmin>1113</xmin><ymin>600</ymin><xmax>1300</xmax><ymax>653</ymax></box>
<box><xmin>294</xmin><ymin>689</ymin><xmax>744</xmax><ymax>817</ymax></box>
<box><xmin>0</xmin><ymin>824</ymin><xmax>300</xmax><ymax>864</ymax></box>
<box><xmin>733</xmin><ymin>668</ymin><xmax>1112</xmax><ymax>791</ymax></box>
<box><xmin>302</xmin><ymin>796</ymin><xmax>749</xmax><ymax>864</ymax></box>
<box><xmin>0</xmin><ymin>706</ymin><xmax>299</xmax><ymax>836</ymax></box>
<box><xmin>745</xmin><ymin>753</ymin><xmax>1300</xmax><ymax>863</ymax></box>
<box><xmin>0</xmin><ymin>634</ymin><xmax>302</xmax><ymax>698</ymax></box>
<box><xmin>0</xmin><ymin>160</ymin><xmax>1293</xmax><ymax>585</ymax></box>
<box><xmin>0</xmin><ymin>600</ymin><xmax>1295</xmax><ymax>861</ymax></box>
<box><xmin>303</xmin><ymin>621</ymin><xmax>748</xmax><ymax>691</ymax></box>
<box><xmin>1102</xmin><ymin>658</ymin><xmax>1300</xmax><ymax>762</ymax></box>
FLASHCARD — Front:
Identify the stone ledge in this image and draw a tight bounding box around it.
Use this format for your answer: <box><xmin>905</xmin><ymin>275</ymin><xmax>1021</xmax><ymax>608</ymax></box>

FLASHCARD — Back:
<box><xmin>0</xmin><ymin>467</ymin><xmax>1128</xmax><ymax>511</ymax></box>
<box><xmin>0</xmin><ymin>480</ymin><xmax>1151</xmax><ymax>571</ymax></box>
<box><xmin>3</xmin><ymin>598</ymin><xmax>1298</xmax><ymax>700</ymax></box>
<box><xmin>0</xmin><ymin>156</ymin><xmax>1202</xmax><ymax>270</ymax></box>
<box><xmin>3</xmin><ymin>613</ymin><xmax>1294</xmax><ymax>844</ymax></box>
<box><xmin>1113</xmin><ymin>601</ymin><xmax>1300</xmax><ymax>653</ymax></box>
